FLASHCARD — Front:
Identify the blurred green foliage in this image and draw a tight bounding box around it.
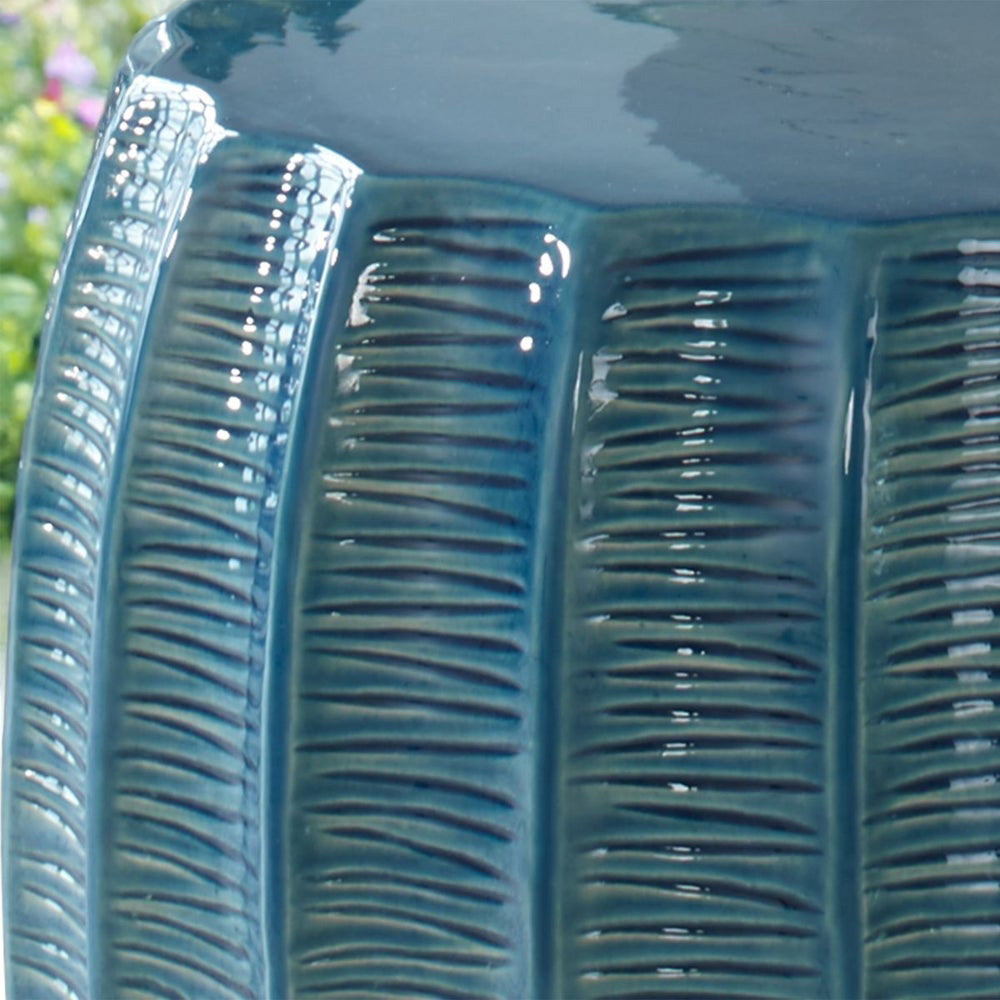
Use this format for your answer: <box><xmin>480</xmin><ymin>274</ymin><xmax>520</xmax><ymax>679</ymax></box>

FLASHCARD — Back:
<box><xmin>0</xmin><ymin>0</ymin><xmax>170</xmax><ymax>544</ymax></box>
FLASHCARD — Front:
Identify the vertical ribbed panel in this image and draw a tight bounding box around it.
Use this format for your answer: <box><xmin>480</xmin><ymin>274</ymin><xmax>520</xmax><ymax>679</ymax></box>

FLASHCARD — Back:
<box><xmin>95</xmin><ymin>139</ymin><xmax>356</xmax><ymax>999</ymax></box>
<box><xmin>283</xmin><ymin>183</ymin><xmax>577</xmax><ymax>1000</ymax></box>
<box><xmin>8</xmin><ymin>61</ymin><xmax>1000</xmax><ymax>998</ymax></box>
<box><xmin>864</xmin><ymin>226</ymin><xmax>1000</xmax><ymax>999</ymax></box>
<box><xmin>556</xmin><ymin>219</ymin><xmax>842</xmax><ymax>999</ymax></box>
<box><xmin>3</xmin><ymin>76</ymin><xmax>227</xmax><ymax>1000</ymax></box>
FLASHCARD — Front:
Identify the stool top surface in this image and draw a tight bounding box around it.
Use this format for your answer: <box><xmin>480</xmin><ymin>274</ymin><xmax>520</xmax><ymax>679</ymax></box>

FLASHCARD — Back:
<box><xmin>154</xmin><ymin>0</ymin><xmax>1000</xmax><ymax>220</ymax></box>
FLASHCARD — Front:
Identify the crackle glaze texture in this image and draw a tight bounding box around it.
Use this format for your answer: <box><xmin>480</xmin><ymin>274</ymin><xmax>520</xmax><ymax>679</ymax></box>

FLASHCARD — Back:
<box><xmin>6</xmin><ymin>2</ymin><xmax>1000</xmax><ymax>999</ymax></box>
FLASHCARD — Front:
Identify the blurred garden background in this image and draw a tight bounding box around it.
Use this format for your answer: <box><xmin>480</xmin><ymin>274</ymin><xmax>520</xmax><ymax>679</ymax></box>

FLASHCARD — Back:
<box><xmin>0</xmin><ymin>0</ymin><xmax>171</xmax><ymax>550</ymax></box>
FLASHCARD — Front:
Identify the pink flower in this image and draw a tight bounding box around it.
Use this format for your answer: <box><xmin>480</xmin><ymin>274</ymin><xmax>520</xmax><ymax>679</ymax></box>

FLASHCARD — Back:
<box><xmin>44</xmin><ymin>40</ymin><xmax>96</xmax><ymax>89</ymax></box>
<box><xmin>42</xmin><ymin>77</ymin><xmax>62</xmax><ymax>102</ymax></box>
<box><xmin>75</xmin><ymin>95</ymin><xmax>104</xmax><ymax>130</ymax></box>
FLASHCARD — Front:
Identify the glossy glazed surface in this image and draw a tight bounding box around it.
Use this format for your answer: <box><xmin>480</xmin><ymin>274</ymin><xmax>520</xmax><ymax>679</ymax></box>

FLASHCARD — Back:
<box><xmin>163</xmin><ymin>0</ymin><xmax>1000</xmax><ymax>218</ymax></box>
<box><xmin>5</xmin><ymin>3</ymin><xmax>1000</xmax><ymax>999</ymax></box>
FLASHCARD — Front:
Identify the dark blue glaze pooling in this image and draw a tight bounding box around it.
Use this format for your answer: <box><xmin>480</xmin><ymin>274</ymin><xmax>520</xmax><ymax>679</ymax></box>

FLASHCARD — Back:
<box><xmin>5</xmin><ymin>3</ymin><xmax>1000</xmax><ymax>999</ymax></box>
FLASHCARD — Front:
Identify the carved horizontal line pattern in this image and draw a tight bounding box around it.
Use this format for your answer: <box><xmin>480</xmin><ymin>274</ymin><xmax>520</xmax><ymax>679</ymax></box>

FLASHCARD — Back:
<box><xmin>864</xmin><ymin>227</ymin><xmax>1000</xmax><ymax>1000</ymax></box>
<box><xmin>3</xmin><ymin>75</ymin><xmax>229</xmax><ymax>1000</ymax></box>
<box><xmin>92</xmin><ymin>136</ymin><xmax>355</xmax><ymax>1000</ymax></box>
<box><xmin>7</xmin><ymin>71</ymin><xmax>1000</xmax><ymax>1000</ymax></box>
<box><xmin>284</xmin><ymin>184</ymin><xmax>578</xmax><ymax>1000</ymax></box>
<box><xmin>556</xmin><ymin>221</ymin><xmax>840</xmax><ymax>999</ymax></box>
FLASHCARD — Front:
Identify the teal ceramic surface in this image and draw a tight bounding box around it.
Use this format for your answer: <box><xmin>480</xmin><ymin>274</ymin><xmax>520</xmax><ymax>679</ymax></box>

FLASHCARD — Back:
<box><xmin>5</xmin><ymin>2</ymin><xmax>1000</xmax><ymax>998</ymax></box>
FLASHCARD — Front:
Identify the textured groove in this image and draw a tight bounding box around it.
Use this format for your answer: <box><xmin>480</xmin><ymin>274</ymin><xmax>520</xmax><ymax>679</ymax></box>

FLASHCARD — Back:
<box><xmin>93</xmin><ymin>138</ymin><xmax>356</xmax><ymax>999</ymax></box>
<box><xmin>863</xmin><ymin>227</ymin><xmax>1000</xmax><ymax>999</ymax></box>
<box><xmin>3</xmin><ymin>75</ymin><xmax>229</xmax><ymax>1000</ymax></box>
<box><xmin>557</xmin><ymin>223</ymin><xmax>839</xmax><ymax>999</ymax></box>
<box><xmin>284</xmin><ymin>187</ymin><xmax>577</xmax><ymax>1000</ymax></box>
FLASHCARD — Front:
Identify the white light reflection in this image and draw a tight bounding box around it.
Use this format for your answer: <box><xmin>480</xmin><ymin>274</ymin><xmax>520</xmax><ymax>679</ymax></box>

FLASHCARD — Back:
<box><xmin>527</xmin><ymin>230</ymin><xmax>571</xmax><ymax>309</ymax></box>
<box><xmin>543</xmin><ymin>231</ymin><xmax>572</xmax><ymax>277</ymax></box>
<box><xmin>348</xmin><ymin>261</ymin><xmax>382</xmax><ymax>327</ymax></box>
<box><xmin>589</xmin><ymin>348</ymin><xmax>620</xmax><ymax>411</ymax></box>
<box><xmin>843</xmin><ymin>389</ymin><xmax>855</xmax><ymax>474</ymax></box>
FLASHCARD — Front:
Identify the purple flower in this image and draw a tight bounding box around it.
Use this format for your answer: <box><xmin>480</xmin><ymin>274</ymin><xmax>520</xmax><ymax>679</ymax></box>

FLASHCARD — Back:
<box><xmin>44</xmin><ymin>41</ymin><xmax>96</xmax><ymax>89</ymax></box>
<box><xmin>0</xmin><ymin>11</ymin><xmax>20</xmax><ymax>27</ymax></box>
<box><xmin>75</xmin><ymin>95</ymin><xmax>104</xmax><ymax>130</ymax></box>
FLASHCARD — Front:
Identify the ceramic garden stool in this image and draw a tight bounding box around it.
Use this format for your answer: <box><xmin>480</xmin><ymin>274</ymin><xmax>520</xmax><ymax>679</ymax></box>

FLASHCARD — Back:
<box><xmin>6</xmin><ymin>2</ymin><xmax>1000</xmax><ymax>998</ymax></box>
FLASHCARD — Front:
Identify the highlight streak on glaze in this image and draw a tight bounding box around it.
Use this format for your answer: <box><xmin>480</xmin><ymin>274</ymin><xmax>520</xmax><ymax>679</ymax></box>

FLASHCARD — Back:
<box><xmin>3</xmin><ymin>76</ymin><xmax>229</xmax><ymax>1000</ymax></box>
<box><xmin>94</xmin><ymin>138</ymin><xmax>356</xmax><ymax>999</ymax></box>
<box><xmin>284</xmin><ymin>185</ymin><xmax>576</xmax><ymax>1000</ymax></box>
<box><xmin>556</xmin><ymin>223</ymin><xmax>840</xmax><ymax>999</ymax></box>
<box><xmin>863</xmin><ymin>228</ymin><xmax>1000</xmax><ymax>1000</ymax></box>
